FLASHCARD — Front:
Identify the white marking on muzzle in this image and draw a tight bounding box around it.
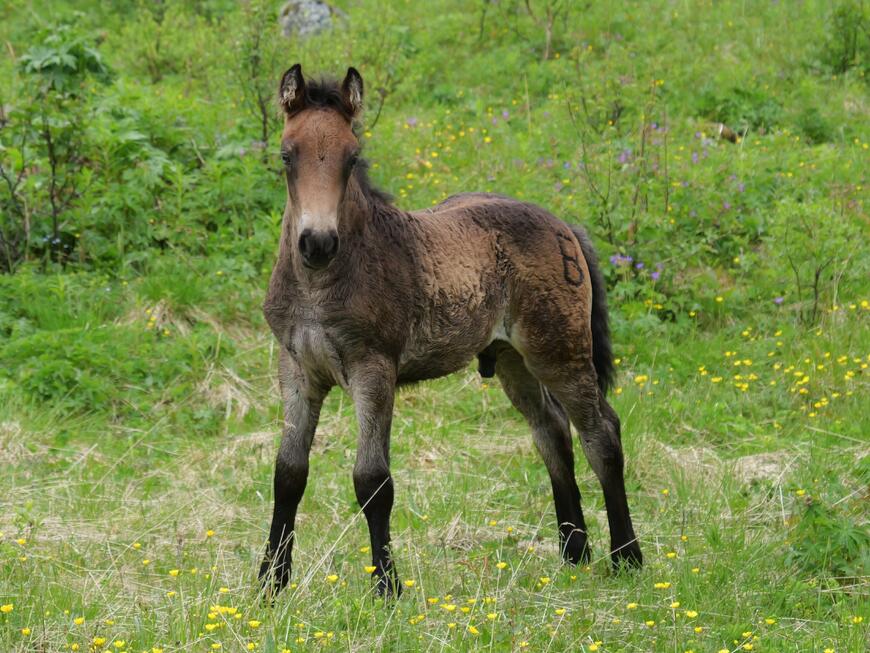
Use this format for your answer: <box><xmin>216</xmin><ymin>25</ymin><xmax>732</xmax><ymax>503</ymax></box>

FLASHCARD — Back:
<box><xmin>299</xmin><ymin>211</ymin><xmax>338</xmax><ymax>233</ymax></box>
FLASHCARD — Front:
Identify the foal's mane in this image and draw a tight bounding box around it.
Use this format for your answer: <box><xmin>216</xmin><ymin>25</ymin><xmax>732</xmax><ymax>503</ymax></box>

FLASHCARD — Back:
<box><xmin>292</xmin><ymin>76</ymin><xmax>393</xmax><ymax>206</ymax></box>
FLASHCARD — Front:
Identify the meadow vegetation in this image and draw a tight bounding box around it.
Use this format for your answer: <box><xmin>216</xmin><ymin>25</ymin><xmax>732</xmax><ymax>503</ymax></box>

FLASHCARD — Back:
<box><xmin>0</xmin><ymin>0</ymin><xmax>868</xmax><ymax>651</ymax></box>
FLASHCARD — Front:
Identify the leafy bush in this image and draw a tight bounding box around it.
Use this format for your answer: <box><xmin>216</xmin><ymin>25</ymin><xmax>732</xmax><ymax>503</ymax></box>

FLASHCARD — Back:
<box><xmin>0</xmin><ymin>21</ymin><xmax>111</xmax><ymax>271</ymax></box>
<box><xmin>819</xmin><ymin>0</ymin><xmax>870</xmax><ymax>76</ymax></box>
<box><xmin>788</xmin><ymin>490</ymin><xmax>870</xmax><ymax>579</ymax></box>
<box><xmin>764</xmin><ymin>198</ymin><xmax>864</xmax><ymax>324</ymax></box>
<box><xmin>695</xmin><ymin>85</ymin><xmax>782</xmax><ymax>134</ymax></box>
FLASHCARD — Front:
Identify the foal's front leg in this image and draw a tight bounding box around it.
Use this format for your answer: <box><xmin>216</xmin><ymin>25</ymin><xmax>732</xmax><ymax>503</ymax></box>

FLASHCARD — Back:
<box><xmin>259</xmin><ymin>350</ymin><xmax>326</xmax><ymax>597</ymax></box>
<box><xmin>351</xmin><ymin>358</ymin><xmax>401</xmax><ymax>596</ymax></box>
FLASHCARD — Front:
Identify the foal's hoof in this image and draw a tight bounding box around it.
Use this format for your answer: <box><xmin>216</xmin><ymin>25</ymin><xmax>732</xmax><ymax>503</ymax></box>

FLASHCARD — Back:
<box><xmin>373</xmin><ymin>571</ymin><xmax>403</xmax><ymax>599</ymax></box>
<box><xmin>611</xmin><ymin>542</ymin><xmax>643</xmax><ymax>571</ymax></box>
<box><xmin>562</xmin><ymin>538</ymin><xmax>591</xmax><ymax>566</ymax></box>
<box><xmin>258</xmin><ymin>559</ymin><xmax>291</xmax><ymax>600</ymax></box>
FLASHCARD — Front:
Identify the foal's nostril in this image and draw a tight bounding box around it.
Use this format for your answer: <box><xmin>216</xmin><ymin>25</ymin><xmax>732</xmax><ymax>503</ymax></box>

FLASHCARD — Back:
<box><xmin>298</xmin><ymin>229</ymin><xmax>314</xmax><ymax>257</ymax></box>
<box><xmin>298</xmin><ymin>229</ymin><xmax>339</xmax><ymax>268</ymax></box>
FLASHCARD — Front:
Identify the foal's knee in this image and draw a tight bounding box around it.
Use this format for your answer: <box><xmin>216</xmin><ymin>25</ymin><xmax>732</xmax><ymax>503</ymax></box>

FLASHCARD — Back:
<box><xmin>352</xmin><ymin>464</ymin><xmax>393</xmax><ymax>511</ymax></box>
<box><xmin>599</xmin><ymin>398</ymin><xmax>622</xmax><ymax>443</ymax></box>
<box><xmin>580</xmin><ymin>429</ymin><xmax>624</xmax><ymax>480</ymax></box>
<box><xmin>274</xmin><ymin>456</ymin><xmax>309</xmax><ymax>502</ymax></box>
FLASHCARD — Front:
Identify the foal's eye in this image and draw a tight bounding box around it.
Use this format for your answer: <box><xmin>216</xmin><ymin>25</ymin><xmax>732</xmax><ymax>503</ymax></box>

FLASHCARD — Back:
<box><xmin>281</xmin><ymin>150</ymin><xmax>294</xmax><ymax>166</ymax></box>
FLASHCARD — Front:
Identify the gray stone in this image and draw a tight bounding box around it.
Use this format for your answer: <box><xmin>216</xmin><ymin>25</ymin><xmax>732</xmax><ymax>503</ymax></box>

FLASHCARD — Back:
<box><xmin>279</xmin><ymin>0</ymin><xmax>345</xmax><ymax>38</ymax></box>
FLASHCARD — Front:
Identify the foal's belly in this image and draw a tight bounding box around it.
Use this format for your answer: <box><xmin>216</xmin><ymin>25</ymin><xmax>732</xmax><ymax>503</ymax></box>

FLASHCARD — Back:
<box><xmin>397</xmin><ymin>309</ymin><xmax>507</xmax><ymax>384</ymax></box>
<box><xmin>397</xmin><ymin>347</ymin><xmax>477</xmax><ymax>384</ymax></box>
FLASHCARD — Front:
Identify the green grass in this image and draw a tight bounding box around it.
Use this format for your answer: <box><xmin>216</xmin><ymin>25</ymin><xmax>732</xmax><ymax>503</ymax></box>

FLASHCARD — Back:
<box><xmin>1</xmin><ymin>0</ymin><xmax>869</xmax><ymax>651</ymax></box>
<box><xmin>0</xmin><ymin>270</ymin><xmax>867</xmax><ymax>652</ymax></box>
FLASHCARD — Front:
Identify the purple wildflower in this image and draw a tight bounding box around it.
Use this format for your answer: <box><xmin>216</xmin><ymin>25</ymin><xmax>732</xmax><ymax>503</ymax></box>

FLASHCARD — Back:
<box><xmin>651</xmin><ymin>271</ymin><xmax>661</xmax><ymax>281</ymax></box>
<box><xmin>723</xmin><ymin>201</ymin><xmax>731</xmax><ymax>210</ymax></box>
<box><xmin>502</xmin><ymin>110</ymin><xmax>510</xmax><ymax>119</ymax></box>
<box><xmin>691</xmin><ymin>151</ymin><xmax>699</xmax><ymax>164</ymax></box>
<box><xmin>609</xmin><ymin>254</ymin><xmax>634</xmax><ymax>266</ymax></box>
<box><xmin>618</xmin><ymin>148</ymin><xmax>632</xmax><ymax>164</ymax></box>
<box><xmin>635</xmin><ymin>262</ymin><xmax>645</xmax><ymax>270</ymax></box>
<box><xmin>773</xmin><ymin>296</ymin><xmax>784</xmax><ymax>305</ymax></box>
<box><xmin>406</xmin><ymin>117</ymin><xmax>418</xmax><ymax>127</ymax></box>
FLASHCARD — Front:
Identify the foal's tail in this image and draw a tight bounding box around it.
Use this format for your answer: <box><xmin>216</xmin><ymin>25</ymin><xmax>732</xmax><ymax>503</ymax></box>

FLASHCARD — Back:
<box><xmin>571</xmin><ymin>226</ymin><xmax>615</xmax><ymax>395</ymax></box>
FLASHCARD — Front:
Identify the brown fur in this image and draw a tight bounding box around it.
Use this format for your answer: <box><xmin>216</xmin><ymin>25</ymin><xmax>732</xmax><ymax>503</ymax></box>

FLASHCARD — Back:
<box><xmin>259</xmin><ymin>66</ymin><xmax>641</xmax><ymax>598</ymax></box>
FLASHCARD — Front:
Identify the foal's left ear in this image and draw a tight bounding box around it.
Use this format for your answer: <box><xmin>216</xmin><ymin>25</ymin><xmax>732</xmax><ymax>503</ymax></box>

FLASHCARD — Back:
<box><xmin>279</xmin><ymin>63</ymin><xmax>306</xmax><ymax>115</ymax></box>
<box><xmin>341</xmin><ymin>67</ymin><xmax>364</xmax><ymax>119</ymax></box>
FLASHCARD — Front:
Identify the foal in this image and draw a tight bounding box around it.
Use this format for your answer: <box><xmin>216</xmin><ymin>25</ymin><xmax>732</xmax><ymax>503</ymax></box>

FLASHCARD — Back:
<box><xmin>259</xmin><ymin>64</ymin><xmax>642</xmax><ymax>597</ymax></box>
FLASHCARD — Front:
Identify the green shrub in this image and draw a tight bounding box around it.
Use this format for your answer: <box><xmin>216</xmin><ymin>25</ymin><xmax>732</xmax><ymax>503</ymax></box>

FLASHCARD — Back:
<box><xmin>819</xmin><ymin>0</ymin><xmax>870</xmax><ymax>76</ymax></box>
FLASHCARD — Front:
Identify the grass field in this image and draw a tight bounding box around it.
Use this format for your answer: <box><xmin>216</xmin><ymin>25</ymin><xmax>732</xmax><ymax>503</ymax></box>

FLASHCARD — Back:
<box><xmin>1</xmin><ymin>0</ymin><xmax>868</xmax><ymax>651</ymax></box>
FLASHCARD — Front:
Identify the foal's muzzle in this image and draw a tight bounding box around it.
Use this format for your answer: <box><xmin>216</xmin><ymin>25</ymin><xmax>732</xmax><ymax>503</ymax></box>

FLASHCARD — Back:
<box><xmin>299</xmin><ymin>228</ymin><xmax>339</xmax><ymax>269</ymax></box>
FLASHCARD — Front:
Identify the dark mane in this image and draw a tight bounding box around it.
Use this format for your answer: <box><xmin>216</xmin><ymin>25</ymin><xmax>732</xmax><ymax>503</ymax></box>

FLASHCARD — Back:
<box><xmin>353</xmin><ymin>157</ymin><xmax>393</xmax><ymax>205</ymax></box>
<box><xmin>288</xmin><ymin>77</ymin><xmax>355</xmax><ymax>122</ymax></box>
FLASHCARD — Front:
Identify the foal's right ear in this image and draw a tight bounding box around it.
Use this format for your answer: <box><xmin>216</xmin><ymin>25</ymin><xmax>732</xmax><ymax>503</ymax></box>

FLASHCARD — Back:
<box><xmin>279</xmin><ymin>64</ymin><xmax>306</xmax><ymax>115</ymax></box>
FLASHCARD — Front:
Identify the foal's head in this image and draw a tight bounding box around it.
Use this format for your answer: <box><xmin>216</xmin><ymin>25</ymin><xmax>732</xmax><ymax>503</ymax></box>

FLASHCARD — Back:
<box><xmin>278</xmin><ymin>64</ymin><xmax>365</xmax><ymax>270</ymax></box>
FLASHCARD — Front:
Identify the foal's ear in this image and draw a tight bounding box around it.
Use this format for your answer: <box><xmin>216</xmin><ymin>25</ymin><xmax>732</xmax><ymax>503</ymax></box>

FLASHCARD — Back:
<box><xmin>341</xmin><ymin>67</ymin><xmax>364</xmax><ymax>119</ymax></box>
<box><xmin>279</xmin><ymin>63</ymin><xmax>306</xmax><ymax>115</ymax></box>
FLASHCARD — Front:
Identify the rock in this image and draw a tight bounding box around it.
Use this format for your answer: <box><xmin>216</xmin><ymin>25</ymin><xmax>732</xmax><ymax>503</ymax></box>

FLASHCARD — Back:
<box><xmin>279</xmin><ymin>0</ymin><xmax>345</xmax><ymax>38</ymax></box>
<box><xmin>732</xmin><ymin>452</ymin><xmax>798</xmax><ymax>485</ymax></box>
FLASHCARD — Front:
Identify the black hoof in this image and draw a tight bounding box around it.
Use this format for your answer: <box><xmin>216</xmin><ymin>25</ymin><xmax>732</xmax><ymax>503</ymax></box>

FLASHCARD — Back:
<box><xmin>611</xmin><ymin>542</ymin><xmax>643</xmax><ymax>570</ymax></box>
<box><xmin>372</xmin><ymin>569</ymin><xmax>403</xmax><ymax>598</ymax></box>
<box><xmin>560</xmin><ymin>529</ymin><xmax>590</xmax><ymax>565</ymax></box>
<box><xmin>258</xmin><ymin>558</ymin><xmax>291</xmax><ymax>599</ymax></box>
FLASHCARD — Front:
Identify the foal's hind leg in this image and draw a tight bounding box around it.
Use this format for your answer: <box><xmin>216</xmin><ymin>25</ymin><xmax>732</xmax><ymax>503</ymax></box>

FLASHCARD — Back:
<box><xmin>495</xmin><ymin>348</ymin><xmax>590</xmax><ymax>564</ymax></box>
<box><xmin>539</xmin><ymin>361</ymin><xmax>642</xmax><ymax>569</ymax></box>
